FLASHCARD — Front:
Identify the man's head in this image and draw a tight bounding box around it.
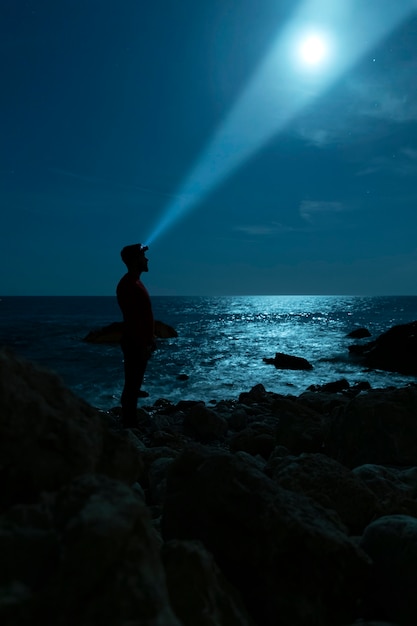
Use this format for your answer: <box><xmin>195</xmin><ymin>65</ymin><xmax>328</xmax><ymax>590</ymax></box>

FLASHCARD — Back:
<box><xmin>120</xmin><ymin>243</ymin><xmax>149</xmax><ymax>273</ymax></box>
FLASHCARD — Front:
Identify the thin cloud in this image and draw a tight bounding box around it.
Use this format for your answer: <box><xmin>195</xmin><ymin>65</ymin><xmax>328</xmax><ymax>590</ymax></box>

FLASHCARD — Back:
<box><xmin>356</xmin><ymin>147</ymin><xmax>417</xmax><ymax>177</ymax></box>
<box><xmin>299</xmin><ymin>200</ymin><xmax>344</xmax><ymax>222</ymax></box>
<box><xmin>234</xmin><ymin>222</ymin><xmax>295</xmax><ymax>235</ymax></box>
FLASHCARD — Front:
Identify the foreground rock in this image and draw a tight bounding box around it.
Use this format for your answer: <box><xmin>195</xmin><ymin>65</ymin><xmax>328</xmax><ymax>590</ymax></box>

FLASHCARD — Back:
<box><xmin>324</xmin><ymin>385</ymin><xmax>417</xmax><ymax>467</ymax></box>
<box><xmin>162</xmin><ymin>446</ymin><xmax>370</xmax><ymax>626</ymax></box>
<box><xmin>3</xmin><ymin>347</ymin><xmax>417</xmax><ymax>625</ymax></box>
<box><xmin>0</xmin><ymin>474</ymin><xmax>182</xmax><ymax>626</ymax></box>
<box><xmin>348</xmin><ymin>319</ymin><xmax>417</xmax><ymax>375</ymax></box>
<box><xmin>360</xmin><ymin>515</ymin><xmax>417</xmax><ymax>625</ymax></box>
<box><xmin>0</xmin><ymin>348</ymin><xmax>144</xmax><ymax>510</ymax></box>
<box><xmin>83</xmin><ymin>319</ymin><xmax>178</xmax><ymax>343</ymax></box>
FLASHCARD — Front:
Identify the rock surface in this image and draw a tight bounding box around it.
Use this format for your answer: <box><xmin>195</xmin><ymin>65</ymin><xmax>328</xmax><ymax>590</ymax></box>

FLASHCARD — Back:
<box><xmin>2</xmin><ymin>347</ymin><xmax>417</xmax><ymax>625</ymax></box>
<box><xmin>360</xmin><ymin>515</ymin><xmax>417</xmax><ymax>625</ymax></box>
<box><xmin>263</xmin><ymin>351</ymin><xmax>313</xmax><ymax>370</ymax></box>
<box><xmin>347</xmin><ymin>327</ymin><xmax>372</xmax><ymax>339</ymax></box>
<box><xmin>161</xmin><ymin>446</ymin><xmax>370</xmax><ymax>626</ymax></box>
<box><xmin>83</xmin><ymin>319</ymin><xmax>178</xmax><ymax>343</ymax></box>
<box><xmin>348</xmin><ymin>320</ymin><xmax>417</xmax><ymax>375</ymax></box>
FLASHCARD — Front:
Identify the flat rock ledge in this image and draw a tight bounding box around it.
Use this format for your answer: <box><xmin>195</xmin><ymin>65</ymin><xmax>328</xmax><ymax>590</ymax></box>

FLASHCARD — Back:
<box><xmin>83</xmin><ymin>319</ymin><xmax>178</xmax><ymax>343</ymax></box>
<box><xmin>2</xmin><ymin>347</ymin><xmax>417</xmax><ymax>626</ymax></box>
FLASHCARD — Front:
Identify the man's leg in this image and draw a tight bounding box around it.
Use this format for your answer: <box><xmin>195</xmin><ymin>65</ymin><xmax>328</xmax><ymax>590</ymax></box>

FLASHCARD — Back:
<box><xmin>120</xmin><ymin>343</ymin><xmax>148</xmax><ymax>426</ymax></box>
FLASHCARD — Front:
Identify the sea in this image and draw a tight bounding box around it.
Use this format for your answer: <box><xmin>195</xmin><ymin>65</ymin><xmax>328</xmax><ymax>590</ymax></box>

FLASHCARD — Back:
<box><xmin>1</xmin><ymin>295</ymin><xmax>416</xmax><ymax>410</ymax></box>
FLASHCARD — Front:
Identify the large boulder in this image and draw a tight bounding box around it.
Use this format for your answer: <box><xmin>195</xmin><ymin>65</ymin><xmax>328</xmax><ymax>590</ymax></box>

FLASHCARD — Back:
<box><xmin>0</xmin><ymin>474</ymin><xmax>182</xmax><ymax>626</ymax></box>
<box><xmin>162</xmin><ymin>539</ymin><xmax>255</xmax><ymax>626</ymax></box>
<box><xmin>265</xmin><ymin>452</ymin><xmax>382</xmax><ymax>534</ymax></box>
<box><xmin>0</xmin><ymin>349</ymin><xmax>143</xmax><ymax>510</ymax></box>
<box><xmin>353</xmin><ymin>464</ymin><xmax>417</xmax><ymax>518</ymax></box>
<box><xmin>161</xmin><ymin>446</ymin><xmax>370</xmax><ymax>626</ymax></box>
<box><xmin>360</xmin><ymin>515</ymin><xmax>417</xmax><ymax>625</ymax></box>
<box><xmin>348</xmin><ymin>320</ymin><xmax>417</xmax><ymax>375</ymax></box>
<box><xmin>324</xmin><ymin>386</ymin><xmax>417</xmax><ymax>467</ymax></box>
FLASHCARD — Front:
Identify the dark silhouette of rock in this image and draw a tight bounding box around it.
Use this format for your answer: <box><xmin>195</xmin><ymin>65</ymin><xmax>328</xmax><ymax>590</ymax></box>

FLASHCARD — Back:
<box><xmin>83</xmin><ymin>319</ymin><xmax>178</xmax><ymax>343</ymax></box>
<box><xmin>324</xmin><ymin>385</ymin><xmax>417</xmax><ymax>468</ymax></box>
<box><xmin>270</xmin><ymin>394</ymin><xmax>325</xmax><ymax>454</ymax></box>
<box><xmin>5</xmin><ymin>347</ymin><xmax>417</xmax><ymax>626</ymax></box>
<box><xmin>308</xmin><ymin>378</ymin><xmax>351</xmax><ymax>393</ymax></box>
<box><xmin>360</xmin><ymin>515</ymin><xmax>417</xmax><ymax>625</ymax></box>
<box><xmin>265</xmin><ymin>452</ymin><xmax>382</xmax><ymax>534</ymax></box>
<box><xmin>347</xmin><ymin>327</ymin><xmax>371</xmax><ymax>339</ymax></box>
<box><xmin>0</xmin><ymin>349</ymin><xmax>143</xmax><ymax>511</ymax></box>
<box><xmin>162</xmin><ymin>539</ymin><xmax>255</xmax><ymax>626</ymax></box>
<box><xmin>162</xmin><ymin>446</ymin><xmax>370</xmax><ymax>626</ymax></box>
<box><xmin>183</xmin><ymin>403</ymin><xmax>228</xmax><ymax>441</ymax></box>
<box><xmin>348</xmin><ymin>320</ymin><xmax>417</xmax><ymax>375</ymax></box>
<box><xmin>228</xmin><ymin>425</ymin><xmax>276</xmax><ymax>459</ymax></box>
<box><xmin>263</xmin><ymin>352</ymin><xmax>313</xmax><ymax>370</ymax></box>
<box><xmin>0</xmin><ymin>474</ymin><xmax>182</xmax><ymax>626</ymax></box>
<box><xmin>353</xmin><ymin>464</ymin><xmax>417</xmax><ymax>518</ymax></box>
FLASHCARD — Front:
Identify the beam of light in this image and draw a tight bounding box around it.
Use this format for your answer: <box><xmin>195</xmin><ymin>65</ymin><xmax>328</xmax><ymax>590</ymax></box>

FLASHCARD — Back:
<box><xmin>145</xmin><ymin>0</ymin><xmax>416</xmax><ymax>247</ymax></box>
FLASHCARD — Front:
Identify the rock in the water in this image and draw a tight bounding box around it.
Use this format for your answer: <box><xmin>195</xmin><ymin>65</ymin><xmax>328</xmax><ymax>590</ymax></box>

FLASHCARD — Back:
<box><xmin>348</xmin><ymin>320</ymin><xmax>417</xmax><ymax>375</ymax></box>
<box><xmin>83</xmin><ymin>319</ymin><xmax>178</xmax><ymax>344</ymax></box>
<box><xmin>347</xmin><ymin>327</ymin><xmax>372</xmax><ymax>339</ymax></box>
<box><xmin>83</xmin><ymin>321</ymin><xmax>124</xmax><ymax>344</ymax></box>
<box><xmin>263</xmin><ymin>352</ymin><xmax>313</xmax><ymax>370</ymax></box>
<box><xmin>154</xmin><ymin>319</ymin><xmax>178</xmax><ymax>339</ymax></box>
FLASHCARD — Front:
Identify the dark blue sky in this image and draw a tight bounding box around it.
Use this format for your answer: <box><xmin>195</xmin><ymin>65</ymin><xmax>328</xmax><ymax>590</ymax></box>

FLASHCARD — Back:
<box><xmin>2</xmin><ymin>0</ymin><xmax>417</xmax><ymax>295</ymax></box>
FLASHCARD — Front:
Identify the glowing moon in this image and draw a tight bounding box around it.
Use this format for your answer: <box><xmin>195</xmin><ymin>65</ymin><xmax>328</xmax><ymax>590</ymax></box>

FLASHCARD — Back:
<box><xmin>298</xmin><ymin>34</ymin><xmax>328</xmax><ymax>66</ymax></box>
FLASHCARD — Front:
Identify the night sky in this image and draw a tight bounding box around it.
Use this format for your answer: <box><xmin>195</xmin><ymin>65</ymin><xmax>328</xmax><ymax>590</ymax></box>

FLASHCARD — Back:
<box><xmin>2</xmin><ymin>0</ymin><xmax>417</xmax><ymax>296</ymax></box>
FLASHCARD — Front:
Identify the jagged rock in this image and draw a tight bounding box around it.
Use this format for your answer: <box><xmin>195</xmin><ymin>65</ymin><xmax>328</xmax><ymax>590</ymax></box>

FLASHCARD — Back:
<box><xmin>324</xmin><ymin>386</ymin><xmax>417</xmax><ymax>467</ymax></box>
<box><xmin>265</xmin><ymin>452</ymin><xmax>382</xmax><ymax>534</ymax></box>
<box><xmin>162</xmin><ymin>446</ymin><xmax>370</xmax><ymax>626</ymax></box>
<box><xmin>83</xmin><ymin>319</ymin><xmax>178</xmax><ymax>344</ymax></box>
<box><xmin>162</xmin><ymin>539</ymin><xmax>255</xmax><ymax>626</ymax></box>
<box><xmin>347</xmin><ymin>327</ymin><xmax>372</xmax><ymax>339</ymax></box>
<box><xmin>348</xmin><ymin>320</ymin><xmax>417</xmax><ymax>375</ymax></box>
<box><xmin>360</xmin><ymin>515</ymin><xmax>417</xmax><ymax>625</ymax></box>
<box><xmin>263</xmin><ymin>352</ymin><xmax>313</xmax><ymax>370</ymax></box>
<box><xmin>0</xmin><ymin>474</ymin><xmax>182</xmax><ymax>626</ymax></box>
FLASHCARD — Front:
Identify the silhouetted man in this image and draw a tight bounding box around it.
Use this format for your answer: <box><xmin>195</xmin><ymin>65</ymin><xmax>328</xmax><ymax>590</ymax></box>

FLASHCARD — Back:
<box><xmin>117</xmin><ymin>243</ymin><xmax>155</xmax><ymax>427</ymax></box>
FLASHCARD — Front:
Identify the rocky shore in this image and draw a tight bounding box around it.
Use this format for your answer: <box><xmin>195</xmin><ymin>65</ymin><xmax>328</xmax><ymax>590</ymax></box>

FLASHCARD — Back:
<box><xmin>1</xmin><ymin>347</ymin><xmax>417</xmax><ymax>626</ymax></box>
